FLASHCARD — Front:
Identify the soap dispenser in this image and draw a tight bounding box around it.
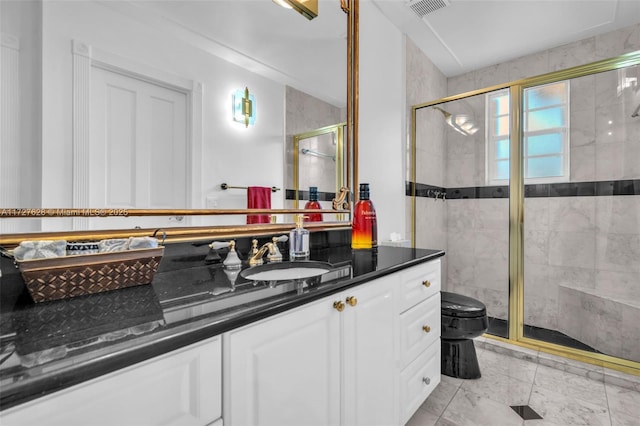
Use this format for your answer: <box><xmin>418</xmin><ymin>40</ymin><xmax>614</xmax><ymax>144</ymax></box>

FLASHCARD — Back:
<box><xmin>289</xmin><ymin>214</ymin><xmax>310</xmax><ymax>260</ymax></box>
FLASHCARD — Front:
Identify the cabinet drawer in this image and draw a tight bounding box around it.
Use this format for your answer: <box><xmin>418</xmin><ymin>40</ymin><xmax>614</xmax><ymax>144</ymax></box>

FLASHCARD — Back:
<box><xmin>399</xmin><ymin>259</ymin><xmax>441</xmax><ymax>312</ymax></box>
<box><xmin>399</xmin><ymin>340</ymin><xmax>441</xmax><ymax>426</ymax></box>
<box><xmin>400</xmin><ymin>293</ymin><xmax>441</xmax><ymax>367</ymax></box>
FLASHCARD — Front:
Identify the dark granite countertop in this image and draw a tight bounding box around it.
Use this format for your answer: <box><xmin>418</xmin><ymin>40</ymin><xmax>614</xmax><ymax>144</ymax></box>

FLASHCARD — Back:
<box><xmin>0</xmin><ymin>233</ymin><xmax>443</xmax><ymax>411</ymax></box>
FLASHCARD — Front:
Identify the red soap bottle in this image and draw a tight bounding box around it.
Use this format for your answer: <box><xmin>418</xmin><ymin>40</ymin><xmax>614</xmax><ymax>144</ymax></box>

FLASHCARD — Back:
<box><xmin>351</xmin><ymin>183</ymin><xmax>377</xmax><ymax>249</ymax></box>
<box><xmin>304</xmin><ymin>186</ymin><xmax>323</xmax><ymax>222</ymax></box>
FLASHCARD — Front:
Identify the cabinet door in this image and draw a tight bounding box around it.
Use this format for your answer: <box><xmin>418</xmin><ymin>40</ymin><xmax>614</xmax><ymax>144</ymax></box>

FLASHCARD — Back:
<box><xmin>1</xmin><ymin>337</ymin><xmax>222</xmax><ymax>426</ymax></box>
<box><xmin>342</xmin><ymin>276</ymin><xmax>397</xmax><ymax>426</ymax></box>
<box><xmin>223</xmin><ymin>296</ymin><xmax>342</xmax><ymax>426</ymax></box>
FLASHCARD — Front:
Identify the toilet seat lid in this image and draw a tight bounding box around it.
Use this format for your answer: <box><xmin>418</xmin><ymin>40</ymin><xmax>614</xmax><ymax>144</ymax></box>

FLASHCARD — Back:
<box><xmin>441</xmin><ymin>291</ymin><xmax>487</xmax><ymax>318</ymax></box>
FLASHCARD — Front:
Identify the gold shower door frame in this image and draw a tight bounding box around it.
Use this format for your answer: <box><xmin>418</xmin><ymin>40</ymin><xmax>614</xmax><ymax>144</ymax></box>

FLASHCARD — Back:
<box><xmin>410</xmin><ymin>50</ymin><xmax>640</xmax><ymax>375</ymax></box>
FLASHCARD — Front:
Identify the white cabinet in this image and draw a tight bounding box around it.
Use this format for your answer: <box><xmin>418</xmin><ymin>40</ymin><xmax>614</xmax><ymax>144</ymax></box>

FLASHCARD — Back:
<box><xmin>397</xmin><ymin>259</ymin><xmax>441</xmax><ymax>425</ymax></box>
<box><xmin>223</xmin><ymin>294</ymin><xmax>342</xmax><ymax>426</ymax></box>
<box><xmin>0</xmin><ymin>337</ymin><xmax>222</xmax><ymax>426</ymax></box>
<box><xmin>223</xmin><ymin>275</ymin><xmax>396</xmax><ymax>426</ymax></box>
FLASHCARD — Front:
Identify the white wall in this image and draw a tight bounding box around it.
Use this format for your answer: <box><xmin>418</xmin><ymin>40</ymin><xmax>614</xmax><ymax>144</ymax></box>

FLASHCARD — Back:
<box><xmin>359</xmin><ymin>1</ymin><xmax>406</xmax><ymax>243</ymax></box>
<box><xmin>0</xmin><ymin>0</ymin><xmax>42</xmax><ymax>232</ymax></box>
<box><xmin>8</xmin><ymin>1</ymin><xmax>287</xmax><ymax>230</ymax></box>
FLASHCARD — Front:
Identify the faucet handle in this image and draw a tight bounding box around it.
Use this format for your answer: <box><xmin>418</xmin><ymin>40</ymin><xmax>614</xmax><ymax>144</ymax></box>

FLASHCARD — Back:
<box><xmin>272</xmin><ymin>235</ymin><xmax>288</xmax><ymax>244</ymax></box>
<box><xmin>210</xmin><ymin>241</ymin><xmax>231</xmax><ymax>250</ymax></box>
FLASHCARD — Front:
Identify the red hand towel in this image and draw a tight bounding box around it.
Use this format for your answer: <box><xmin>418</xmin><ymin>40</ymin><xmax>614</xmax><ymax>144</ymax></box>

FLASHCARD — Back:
<box><xmin>247</xmin><ymin>186</ymin><xmax>272</xmax><ymax>224</ymax></box>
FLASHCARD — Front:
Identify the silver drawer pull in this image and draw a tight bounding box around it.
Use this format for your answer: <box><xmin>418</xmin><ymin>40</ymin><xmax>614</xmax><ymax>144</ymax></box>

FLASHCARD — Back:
<box><xmin>422</xmin><ymin>377</ymin><xmax>431</xmax><ymax>385</ymax></box>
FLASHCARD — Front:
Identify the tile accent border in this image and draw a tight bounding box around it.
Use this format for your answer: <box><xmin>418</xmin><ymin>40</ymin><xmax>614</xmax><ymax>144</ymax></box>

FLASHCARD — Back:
<box><xmin>285</xmin><ymin>189</ymin><xmax>339</xmax><ymax>202</ymax></box>
<box><xmin>407</xmin><ymin>179</ymin><xmax>640</xmax><ymax>199</ymax></box>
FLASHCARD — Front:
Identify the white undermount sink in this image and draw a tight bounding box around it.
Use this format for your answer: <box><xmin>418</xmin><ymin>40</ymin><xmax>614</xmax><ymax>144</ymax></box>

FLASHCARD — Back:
<box><xmin>240</xmin><ymin>261</ymin><xmax>333</xmax><ymax>284</ymax></box>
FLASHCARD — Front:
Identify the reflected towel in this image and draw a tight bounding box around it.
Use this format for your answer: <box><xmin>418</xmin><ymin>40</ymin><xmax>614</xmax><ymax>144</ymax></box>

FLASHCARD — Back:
<box><xmin>247</xmin><ymin>186</ymin><xmax>271</xmax><ymax>224</ymax></box>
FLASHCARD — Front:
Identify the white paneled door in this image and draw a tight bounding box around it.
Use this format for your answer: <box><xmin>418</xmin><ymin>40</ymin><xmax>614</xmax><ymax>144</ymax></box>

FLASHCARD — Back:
<box><xmin>90</xmin><ymin>67</ymin><xmax>188</xmax><ymax>228</ymax></box>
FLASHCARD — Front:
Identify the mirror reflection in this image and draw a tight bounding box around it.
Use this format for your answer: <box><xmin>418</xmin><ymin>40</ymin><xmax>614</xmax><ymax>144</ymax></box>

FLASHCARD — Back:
<box><xmin>290</xmin><ymin>123</ymin><xmax>346</xmax><ymax>211</ymax></box>
<box><xmin>0</xmin><ymin>0</ymin><xmax>347</xmax><ymax>232</ymax></box>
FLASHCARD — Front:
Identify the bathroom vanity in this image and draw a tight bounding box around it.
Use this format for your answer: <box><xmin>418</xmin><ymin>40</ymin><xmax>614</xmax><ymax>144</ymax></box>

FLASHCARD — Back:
<box><xmin>0</xmin><ymin>243</ymin><xmax>443</xmax><ymax>426</ymax></box>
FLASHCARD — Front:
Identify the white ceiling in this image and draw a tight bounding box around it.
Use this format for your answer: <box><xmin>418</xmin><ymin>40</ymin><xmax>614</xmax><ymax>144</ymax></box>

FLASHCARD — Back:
<box><xmin>103</xmin><ymin>0</ymin><xmax>639</xmax><ymax>106</ymax></box>
<box><xmin>373</xmin><ymin>0</ymin><xmax>640</xmax><ymax>77</ymax></box>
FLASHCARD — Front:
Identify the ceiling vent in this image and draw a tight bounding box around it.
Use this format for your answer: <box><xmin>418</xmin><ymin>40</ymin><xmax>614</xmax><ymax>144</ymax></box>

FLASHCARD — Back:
<box><xmin>406</xmin><ymin>0</ymin><xmax>450</xmax><ymax>18</ymax></box>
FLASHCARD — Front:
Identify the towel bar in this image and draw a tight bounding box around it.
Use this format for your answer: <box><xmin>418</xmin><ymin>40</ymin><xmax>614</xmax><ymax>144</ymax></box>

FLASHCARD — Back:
<box><xmin>220</xmin><ymin>183</ymin><xmax>280</xmax><ymax>192</ymax></box>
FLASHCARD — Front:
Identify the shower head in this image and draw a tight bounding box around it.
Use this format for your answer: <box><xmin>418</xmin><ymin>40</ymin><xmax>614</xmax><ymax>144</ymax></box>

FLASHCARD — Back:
<box><xmin>433</xmin><ymin>106</ymin><xmax>479</xmax><ymax>136</ymax></box>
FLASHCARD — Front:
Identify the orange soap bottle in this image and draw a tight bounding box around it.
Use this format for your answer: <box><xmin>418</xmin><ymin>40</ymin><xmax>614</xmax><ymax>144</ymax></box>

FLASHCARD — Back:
<box><xmin>304</xmin><ymin>186</ymin><xmax>323</xmax><ymax>222</ymax></box>
<box><xmin>351</xmin><ymin>183</ymin><xmax>377</xmax><ymax>249</ymax></box>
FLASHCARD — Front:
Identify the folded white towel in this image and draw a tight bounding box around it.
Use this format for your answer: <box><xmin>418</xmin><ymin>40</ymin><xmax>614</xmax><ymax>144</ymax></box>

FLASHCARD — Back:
<box><xmin>13</xmin><ymin>240</ymin><xmax>67</xmax><ymax>260</ymax></box>
<box><xmin>127</xmin><ymin>237</ymin><xmax>159</xmax><ymax>250</ymax></box>
<box><xmin>98</xmin><ymin>239</ymin><xmax>129</xmax><ymax>253</ymax></box>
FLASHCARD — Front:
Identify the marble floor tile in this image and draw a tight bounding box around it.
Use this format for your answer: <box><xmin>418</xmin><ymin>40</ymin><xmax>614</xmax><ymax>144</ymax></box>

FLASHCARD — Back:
<box><xmin>439</xmin><ymin>387</ymin><xmax>525</xmax><ymax>426</ymax></box>
<box><xmin>459</xmin><ymin>371</ymin><xmax>533</xmax><ymax>406</ymax></box>
<box><xmin>476</xmin><ymin>347</ymin><xmax>538</xmax><ymax>383</ymax></box>
<box><xmin>409</xmin><ymin>341</ymin><xmax>640</xmax><ymax>426</ymax></box>
<box><xmin>528</xmin><ymin>385</ymin><xmax>611</xmax><ymax>426</ymax></box>
<box><xmin>533</xmin><ymin>364</ymin><xmax>608</xmax><ymax>408</ymax></box>
<box><xmin>406</xmin><ymin>408</ymin><xmax>440</xmax><ymax>426</ymax></box>
<box><xmin>605</xmin><ymin>383</ymin><xmax>640</xmax><ymax>422</ymax></box>
<box><xmin>418</xmin><ymin>377</ymin><xmax>461</xmax><ymax>417</ymax></box>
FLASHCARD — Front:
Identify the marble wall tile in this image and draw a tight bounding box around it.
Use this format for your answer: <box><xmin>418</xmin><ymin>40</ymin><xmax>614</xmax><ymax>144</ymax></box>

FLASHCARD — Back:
<box><xmin>595</xmin><ymin>196</ymin><xmax>640</xmax><ymax>235</ymax></box>
<box><xmin>570</xmin><ymin>74</ymin><xmax>597</xmax><ymax>113</ymax></box>
<box><xmin>475</xmin><ymin>199</ymin><xmax>509</xmax><ymax>231</ymax></box>
<box><xmin>474</xmin><ymin>62</ymin><xmax>510</xmax><ymax>92</ymax></box>
<box><xmin>524</xmin><ymin>198</ymin><xmax>550</xmax><ymax>230</ymax></box>
<box><xmin>447</xmin><ymin>74</ymin><xmax>477</xmax><ymax>98</ymax></box>
<box><xmin>473</xmin><ymin>259</ymin><xmax>509</xmax><ymax>292</ymax></box>
<box><xmin>595</xmin><ymin>24</ymin><xmax>640</xmax><ymax>58</ymax></box>
<box><xmin>547</xmin><ymin>37</ymin><xmax>598</xmax><ymax>72</ymax></box>
<box><xmin>570</xmin><ymin>145</ymin><xmax>596</xmax><ymax>182</ymax></box>
<box><xmin>446</xmin><ymin>199</ymin><xmax>478</xmax><ymax>230</ymax></box>
<box><xmin>595</xmin><ymin>104</ymin><xmax>634</xmax><ymax>146</ymax></box>
<box><xmin>595</xmin><ymin>269</ymin><xmax>640</xmax><ymax>301</ymax></box>
<box><xmin>524</xmin><ymin>229</ymin><xmax>549</xmax><ymax>266</ymax></box>
<box><xmin>508</xmin><ymin>50</ymin><xmax>549</xmax><ymax>82</ymax></box>
<box><xmin>621</xmin><ymin>304</ymin><xmax>640</xmax><ymax>362</ymax></box>
<box><xmin>596</xmin><ymin>232</ymin><xmax>640</xmax><ymax>273</ymax></box>
<box><xmin>548</xmin><ymin>230</ymin><xmax>596</xmax><ymax>268</ymax></box>
<box><xmin>523</xmin><ymin>293</ymin><xmax>558</xmax><ymax>331</ymax></box>
<box><xmin>474</xmin><ymin>229</ymin><xmax>509</xmax><ymax>262</ymax></box>
<box><xmin>595</xmin><ymin>143</ymin><xmax>625</xmax><ymax>180</ymax></box>
<box><xmin>547</xmin><ymin>197</ymin><xmax>596</xmax><ymax>231</ymax></box>
<box><xmin>547</xmin><ymin>265</ymin><xmax>596</xmax><ymax>290</ymax></box>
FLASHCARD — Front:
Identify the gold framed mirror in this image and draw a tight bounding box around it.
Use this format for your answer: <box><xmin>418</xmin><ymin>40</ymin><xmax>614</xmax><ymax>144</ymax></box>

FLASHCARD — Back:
<box><xmin>0</xmin><ymin>0</ymin><xmax>359</xmax><ymax>243</ymax></box>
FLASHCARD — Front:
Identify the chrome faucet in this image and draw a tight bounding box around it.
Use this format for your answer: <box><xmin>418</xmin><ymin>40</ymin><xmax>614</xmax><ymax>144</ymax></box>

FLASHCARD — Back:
<box><xmin>248</xmin><ymin>235</ymin><xmax>288</xmax><ymax>266</ymax></box>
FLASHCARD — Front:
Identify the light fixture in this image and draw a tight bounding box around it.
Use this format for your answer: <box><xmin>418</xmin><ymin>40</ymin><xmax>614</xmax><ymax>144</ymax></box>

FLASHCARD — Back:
<box><xmin>433</xmin><ymin>106</ymin><xmax>479</xmax><ymax>136</ymax></box>
<box><xmin>272</xmin><ymin>0</ymin><xmax>318</xmax><ymax>20</ymax></box>
<box><xmin>232</xmin><ymin>87</ymin><xmax>255</xmax><ymax>127</ymax></box>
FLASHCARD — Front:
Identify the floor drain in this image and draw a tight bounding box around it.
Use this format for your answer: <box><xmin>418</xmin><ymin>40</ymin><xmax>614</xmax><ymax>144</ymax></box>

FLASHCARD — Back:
<box><xmin>510</xmin><ymin>405</ymin><xmax>543</xmax><ymax>420</ymax></box>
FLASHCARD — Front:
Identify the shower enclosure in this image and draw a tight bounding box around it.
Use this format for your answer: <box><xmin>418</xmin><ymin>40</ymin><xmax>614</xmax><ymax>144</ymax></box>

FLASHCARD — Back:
<box><xmin>410</xmin><ymin>51</ymin><xmax>640</xmax><ymax>373</ymax></box>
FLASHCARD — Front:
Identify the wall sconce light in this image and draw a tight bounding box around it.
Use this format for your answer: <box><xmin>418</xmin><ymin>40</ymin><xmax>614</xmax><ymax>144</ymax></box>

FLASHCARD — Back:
<box><xmin>272</xmin><ymin>0</ymin><xmax>318</xmax><ymax>20</ymax></box>
<box><xmin>433</xmin><ymin>106</ymin><xmax>479</xmax><ymax>136</ymax></box>
<box><xmin>232</xmin><ymin>87</ymin><xmax>256</xmax><ymax>127</ymax></box>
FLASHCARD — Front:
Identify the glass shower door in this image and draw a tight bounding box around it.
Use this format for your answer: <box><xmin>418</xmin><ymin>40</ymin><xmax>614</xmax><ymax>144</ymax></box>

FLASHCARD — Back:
<box><xmin>413</xmin><ymin>90</ymin><xmax>511</xmax><ymax>338</ymax></box>
<box><xmin>522</xmin><ymin>64</ymin><xmax>640</xmax><ymax>363</ymax></box>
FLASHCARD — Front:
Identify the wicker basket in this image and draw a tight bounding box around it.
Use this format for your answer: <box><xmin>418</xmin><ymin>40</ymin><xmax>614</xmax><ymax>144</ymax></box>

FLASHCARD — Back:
<box><xmin>16</xmin><ymin>247</ymin><xmax>164</xmax><ymax>303</ymax></box>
